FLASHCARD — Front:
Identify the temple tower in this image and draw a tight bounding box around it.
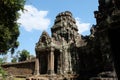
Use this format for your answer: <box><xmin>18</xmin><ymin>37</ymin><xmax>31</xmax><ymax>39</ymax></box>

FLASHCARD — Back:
<box><xmin>51</xmin><ymin>11</ymin><xmax>79</xmax><ymax>42</ymax></box>
<box><xmin>51</xmin><ymin>11</ymin><xmax>82</xmax><ymax>75</ymax></box>
<box><xmin>35</xmin><ymin>11</ymin><xmax>82</xmax><ymax>80</ymax></box>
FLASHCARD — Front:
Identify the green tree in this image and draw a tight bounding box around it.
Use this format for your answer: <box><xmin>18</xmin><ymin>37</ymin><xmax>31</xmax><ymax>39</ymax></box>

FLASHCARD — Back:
<box><xmin>18</xmin><ymin>50</ymin><xmax>30</xmax><ymax>62</ymax></box>
<box><xmin>0</xmin><ymin>58</ymin><xmax>7</xmax><ymax>79</ymax></box>
<box><xmin>11</xmin><ymin>52</ymin><xmax>35</xmax><ymax>62</ymax></box>
<box><xmin>11</xmin><ymin>57</ymin><xmax>17</xmax><ymax>63</ymax></box>
<box><xmin>0</xmin><ymin>0</ymin><xmax>25</xmax><ymax>54</ymax></box>
<box><xmin>0</xmin><ymin>58</ymin><xmax>4</xmax><ymax>65</ymax></box>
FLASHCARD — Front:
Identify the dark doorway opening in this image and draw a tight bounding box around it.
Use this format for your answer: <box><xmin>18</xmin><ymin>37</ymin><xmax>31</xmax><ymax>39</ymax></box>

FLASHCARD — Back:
<box><xmin>39</xmin><ymin>52</ymin><xmax>48</xmax><ymax>74</ymax></box>
<box><xmin>54</xmin><ymin>49</ymin><xmax>60</xmax><ymax>74</ymax></box>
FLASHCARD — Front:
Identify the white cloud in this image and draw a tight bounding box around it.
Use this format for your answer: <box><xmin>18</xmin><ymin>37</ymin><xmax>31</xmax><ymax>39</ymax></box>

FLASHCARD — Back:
<box><xmin>17</xmin><ymin>5</ymin><xmax>50</xmax><ymax>31</ymax></box>
<box><xmin>75</xmin><ymin>17</ymin><xmax>91</xmax><ymax>34</ymax></box>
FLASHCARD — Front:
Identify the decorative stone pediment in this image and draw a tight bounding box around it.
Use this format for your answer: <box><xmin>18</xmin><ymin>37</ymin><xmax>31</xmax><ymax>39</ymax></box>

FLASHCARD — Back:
<box><xmin>35</xmin><ymin>31</ymin><xmax>51</xmax><ymax>51</ymax></box>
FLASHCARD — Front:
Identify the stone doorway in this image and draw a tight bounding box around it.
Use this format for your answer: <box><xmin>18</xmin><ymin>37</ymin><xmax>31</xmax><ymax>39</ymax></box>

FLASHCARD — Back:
<box><xmin>54</xmin><ymin>49</ymin><xmax>60</xmax><ymax>74</ymax></box>
<box><xmin>39</xmin><ymin>51</ymin><xmax>48</xmax><ymax>74</ymax></box>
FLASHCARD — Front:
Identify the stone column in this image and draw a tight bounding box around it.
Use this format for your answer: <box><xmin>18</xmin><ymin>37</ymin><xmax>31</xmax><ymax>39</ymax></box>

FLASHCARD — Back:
<box><xmin>34</xmin><ymin>57</ymin><xmax>40</xmax><ymax>75</ymax></box>
<box><xmin>48</xmin><ymin>48</ymin><xmax>55</xmax><ymax>74</ymax></box>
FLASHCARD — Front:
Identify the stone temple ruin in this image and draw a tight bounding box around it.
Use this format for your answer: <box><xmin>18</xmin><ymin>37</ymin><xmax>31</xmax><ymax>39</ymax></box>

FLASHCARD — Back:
<box><xmin>34</xmin><ymin>11</ymin><xmax>85</xmax><ymax>79</ymax></box>
<box><xmin>1</xmin><ymin>0</ymin><xmax>120</xmax><ymax>80</ymax></box>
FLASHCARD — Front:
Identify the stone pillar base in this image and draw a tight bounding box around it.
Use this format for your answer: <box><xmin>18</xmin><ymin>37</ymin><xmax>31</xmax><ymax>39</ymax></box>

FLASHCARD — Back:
<box><xmin>34</xmin><ymin>70</ymin><xmax>40</xmax><ymax>75</ymax></box>
<box><xmin>47</xmin><ymin>70</ymin><xmax>55</xmax><ymax>74</ymax></box>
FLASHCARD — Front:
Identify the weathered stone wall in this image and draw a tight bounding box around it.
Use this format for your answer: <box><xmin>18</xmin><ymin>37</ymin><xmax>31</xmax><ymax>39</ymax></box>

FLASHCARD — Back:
<box><xmin>1</xmin><ymin>60</ymin><xmax>35</xmax><ymax>76</ymax></box>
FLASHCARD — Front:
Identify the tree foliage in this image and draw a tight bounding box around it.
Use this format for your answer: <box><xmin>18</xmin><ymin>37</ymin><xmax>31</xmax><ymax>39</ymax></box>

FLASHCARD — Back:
<box><xmin>18</xmin><ymin>49</ymin><xmax>30</xmax><ymax>62</ymax></box>
<box><xmin>11</xmin><ymin>57</ymin><xmax>17</xmax><ymax>63</ymax></box>
<box><xmin>0</xmin><ymin>0</ymin><xmax>25</xmax><ymax>54</ymax></box>
<box><xmin>11</xmin><ymin>50</ymin><xmax>35</xmax><ymax>62</ymax></box>
<box><xmin>0</xmin><ymin>58</ymin><xmax>7</xmax><ymax>79</ymax></box>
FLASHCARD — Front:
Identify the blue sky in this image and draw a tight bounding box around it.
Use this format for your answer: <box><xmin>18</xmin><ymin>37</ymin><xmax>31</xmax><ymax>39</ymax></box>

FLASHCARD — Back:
<box><xmin>3</xmin><ymin>0</ymin><xmax>99</xmax><ymax>61</ymax></box>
